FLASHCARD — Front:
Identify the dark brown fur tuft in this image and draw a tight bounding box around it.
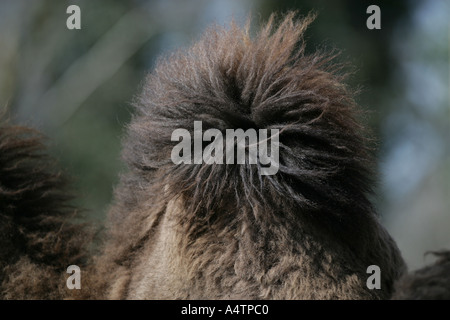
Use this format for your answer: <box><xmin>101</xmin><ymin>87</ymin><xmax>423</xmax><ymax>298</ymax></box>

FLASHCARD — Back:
<box><xmin>392</xmin><ymin>251</ymin><xmax>450</xmax><ymax>300</ymax></box>
<box><xmin>0</xmin><ymin>118</ymin><xmax>92</xmax><ymax>299</ymax></box>
<box><xmin>128</xmin><ymin>12</ymin><xmax>374</xmax><ymax>227</ymax></box>
<box><xmin>101</xmin><ymin>12</ymin><xmax>406</xmax><ymax>299</ymax></box>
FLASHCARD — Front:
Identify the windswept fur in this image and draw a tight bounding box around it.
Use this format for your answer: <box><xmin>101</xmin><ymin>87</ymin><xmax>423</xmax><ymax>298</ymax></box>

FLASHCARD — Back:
<box><xmin>392</xmin><ymin>251</ymin><xmax>450</xmax><ymax>300</ymax></box>
<box><xmin>0</xmin><ymin>118</ymin><xmax>91</xmax><ymax>299</ymax></box>
<box><xmin>1</xmin><ymin>12</ymin><xmax>408</xmax><ymax>300</ymax></box>
<box><xmin>98</xmin><ymin>12</ymin><xmax>406</xmax><ymax>299</ymax></box>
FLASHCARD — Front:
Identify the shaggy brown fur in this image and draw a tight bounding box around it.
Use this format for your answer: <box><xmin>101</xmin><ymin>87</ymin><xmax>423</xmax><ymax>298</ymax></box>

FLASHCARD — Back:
<box><xmin>0</xmin><ymin>119</ymin><xmax>91</xmax><ymax>299</ymax></box>
<box><xmin>93</xmin><ymin>12</ymin><xmax>406</xmax><ymax>299</ymax></box>
<box><xmin>1</xmin><ymin>12</ymin><xmax>407</xmax><ymax>300</ymax></box>
<box><xmin>392</xmin><ymin>251</ymin><xmax>450</xmax><ymax>300</ymax></box>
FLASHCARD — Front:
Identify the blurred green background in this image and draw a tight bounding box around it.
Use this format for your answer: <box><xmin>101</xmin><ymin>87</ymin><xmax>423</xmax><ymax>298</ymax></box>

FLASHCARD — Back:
<box><xmin>0</xmin><ymin>0</ymin><xmax>448</xmax><ymax>271</ymax></box>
